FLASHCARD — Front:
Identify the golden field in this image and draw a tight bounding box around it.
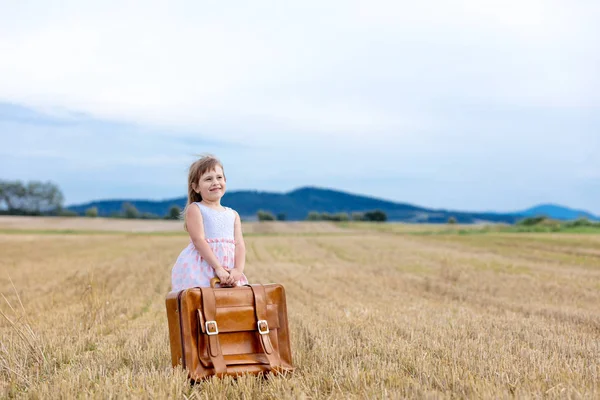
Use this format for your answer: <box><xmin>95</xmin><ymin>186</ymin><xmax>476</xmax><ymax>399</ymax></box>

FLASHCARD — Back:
<box><xmin>0</xmin><ymin>217</ymin><xmax>599</xmax><ymax>399</ymax></box>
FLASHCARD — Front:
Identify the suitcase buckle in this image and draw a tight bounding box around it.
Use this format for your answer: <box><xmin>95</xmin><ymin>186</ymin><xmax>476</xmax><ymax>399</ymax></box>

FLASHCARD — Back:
<box><xmin>257</xmin><ymin>320</ymin><xmax>269</xmax><ymax>335</ymax></box>
<box><xmin>205</xmin><ymin>320</ymin><xmax>219</xmax><ymax>335</ymax></box>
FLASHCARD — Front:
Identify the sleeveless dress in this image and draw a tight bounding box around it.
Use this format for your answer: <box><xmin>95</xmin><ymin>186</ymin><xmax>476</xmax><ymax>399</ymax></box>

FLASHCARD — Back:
<box><xmin>171</xmin><ymin>202</ymin><xmax>249</xmax><ymax>291</ymax></box>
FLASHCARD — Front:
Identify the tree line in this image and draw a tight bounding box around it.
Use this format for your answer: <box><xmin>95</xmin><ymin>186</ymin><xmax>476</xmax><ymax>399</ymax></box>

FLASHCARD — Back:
<box><xmin>0</xmin><ymin>179</ymin><xmax>182</xmax><ymax>219</ymax></box>
<box><xmin>257</xmin><ymin>209</ymin><xmax>388</xmax><ymax>222</ymax></box>
<box><xmin>90</xmin><ymin>203</ymin><xmax>183</xmax><ymax>220</ymax></box>
<box><xmin>1</xmin><ymin>179</ymin><xmax>391</xmax><ymax>222</ymax></box>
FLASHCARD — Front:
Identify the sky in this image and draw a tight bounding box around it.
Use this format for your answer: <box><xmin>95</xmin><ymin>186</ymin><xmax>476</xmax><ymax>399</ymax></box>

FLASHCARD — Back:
<box><xmin>1</xmin><ymin>0</ymin><xmax>599</xmax><ymax>214</ymax></box>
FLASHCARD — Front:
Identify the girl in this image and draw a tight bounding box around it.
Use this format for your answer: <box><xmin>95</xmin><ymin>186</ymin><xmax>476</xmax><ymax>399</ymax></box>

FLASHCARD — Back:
<box><xmin>171</xmin><ymin>155</ymin><xmax>248</xmax><ymax>291</ymax></box>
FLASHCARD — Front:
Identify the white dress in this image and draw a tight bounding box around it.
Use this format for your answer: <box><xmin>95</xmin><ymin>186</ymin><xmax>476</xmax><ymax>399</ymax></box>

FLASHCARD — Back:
<box><xmin>171</xmin><ymin>202</ymin><xmax>248</xmax><ymax>291</ymax></box>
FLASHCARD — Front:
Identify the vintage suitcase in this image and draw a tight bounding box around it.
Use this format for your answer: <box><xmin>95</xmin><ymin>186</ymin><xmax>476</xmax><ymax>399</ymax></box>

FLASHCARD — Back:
<box><xmin>165</xmin><ymin>279</ymin><xmax>294</xmax><ymax>380</ymax></box>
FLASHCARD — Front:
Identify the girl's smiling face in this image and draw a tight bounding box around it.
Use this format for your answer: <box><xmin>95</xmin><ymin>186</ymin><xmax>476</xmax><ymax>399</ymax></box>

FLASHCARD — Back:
<box><xmin>195</xmin><ymin>166</ymin><xmax>226</xmax><ymax>201</ymax></box>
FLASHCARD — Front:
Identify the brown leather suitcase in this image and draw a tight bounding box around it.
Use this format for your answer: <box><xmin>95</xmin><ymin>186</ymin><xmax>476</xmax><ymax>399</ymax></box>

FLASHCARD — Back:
<box><xmin>165</xmin><ymin>279</ymin><xmax>294</xmax><ymax>380</ymax></box>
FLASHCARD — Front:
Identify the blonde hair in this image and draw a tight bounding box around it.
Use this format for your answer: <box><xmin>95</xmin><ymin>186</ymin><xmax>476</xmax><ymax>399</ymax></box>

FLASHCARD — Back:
<box><xmin>183</xmin><ymin>154</ymin><xmax>225</xmax><ymax>231</ymax></box>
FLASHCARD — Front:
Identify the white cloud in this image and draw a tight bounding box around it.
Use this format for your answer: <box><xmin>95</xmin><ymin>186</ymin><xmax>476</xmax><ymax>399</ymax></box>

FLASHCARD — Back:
<box><xmin>0</xmin><ymin>0</ymin><xmax>598</xmax><ymax>136</ymax></box>
<box><xmin>0</xmin><ymin>1</ymin><xmax>598</xmax><ymax>213</ymax></box>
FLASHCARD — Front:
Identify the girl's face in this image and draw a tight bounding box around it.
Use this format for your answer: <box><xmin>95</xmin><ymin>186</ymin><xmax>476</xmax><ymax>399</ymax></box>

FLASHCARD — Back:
<box><xmin>195</xmin><ymin>166</ymin><xmax>226</xmax><ymax>201</ymax></box>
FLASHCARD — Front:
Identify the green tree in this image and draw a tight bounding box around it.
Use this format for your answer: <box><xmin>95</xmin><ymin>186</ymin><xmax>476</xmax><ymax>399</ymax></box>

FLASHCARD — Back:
<box><xmin>335</xmin><ymin>212</ymin><xmax>350</xmax><ymax>222</ymax></box>
<box><xmin>141</xmin><ymin>212</ymin><xmax>160</xmax><ymax>219</ymax></box>
<box><xmin>351</xmin><ymin>212</ymin><xmax>364</xmax><ymax>221</ymax></box>
<box><xmin>447</xmin><ymin>216</ymin><xmax>457</xmax><ymax>224</ymax></box>
<box><xmin>122</xmin><ymin>202</ymin><xmax>140</xmax><ymax>219</ymax></box>
<box><xmin>517</xmin><ymin>216</ymin><xmax>547</xmax><ymax>226</ymax></box>
<box><xmin>364</xmin><ymin>210</ymin><xmax>387</xmax><ymax>222</ymax></box>
<box><xmin>276</xmin><ymin>212</ymin><xmax>287</xmax><ymax>221</ymax></box>
<box><xmin>166</xmin><ymin>205</ymin><xmax>182</xmax><ymax>220</ymax></box>
<box><xmin>306</xmin><ymin>211</ymin><xmax>320</xmax><ymax>221</ymax></box>
<box><xmin>257</xmin><ymin>210</ymin><xmax>275</xmax><ymax>221</ymax></box>
<box><xmin>85</xmin><ymin>207</ymin><xmax>99</xmax><ymax>218</ymax></box>
<box><xmin>568</xmin><ymin>217</ymin><xmax>594</xmax><ymax>227</ymax></box>
<box><xmin>0</xmin><ymin>180</ymin><xmax>27</xmax><ymax>211</ymax></box>
<box><xmin>25</xmin><ymin>181</ymin><xmax>64</xmax><ymax>213</ymax></box>
<box><xmin>325</xmin><ymin>212</ymin><xmax>349</xmax><ymax>221</ymax></box>
<box><xmin>0</xmin><ymin>180</ymin><xmax>64</xmax><ymax>214</ymax></box>
<box><xmin>58</xmin><ymin>209</ymin><xmax>79</xmax><ymax>217</ymax></box>
<box><xmin>320</xmin><ymin>212</ymin><xmax>332</xmax><ymax>221</ymax></box>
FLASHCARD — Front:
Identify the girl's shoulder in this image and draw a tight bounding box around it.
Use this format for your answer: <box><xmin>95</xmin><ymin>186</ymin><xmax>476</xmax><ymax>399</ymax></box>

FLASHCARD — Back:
<box><xmin>195</xmin><ymin>202</ymin><xmax>238</xmax><ymax>217</ymax></box>
<box><xmin>224</xmin><ymin>206</ymin><xmax>239</xmax><ymax>215</ymax></box>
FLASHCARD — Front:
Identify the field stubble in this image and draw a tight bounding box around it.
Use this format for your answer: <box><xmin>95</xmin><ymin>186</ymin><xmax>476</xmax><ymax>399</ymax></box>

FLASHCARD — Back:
<box><xmin>0</xmin><ymin>219</ymin><xmax>599</xmax><ymax>399</ymax></box>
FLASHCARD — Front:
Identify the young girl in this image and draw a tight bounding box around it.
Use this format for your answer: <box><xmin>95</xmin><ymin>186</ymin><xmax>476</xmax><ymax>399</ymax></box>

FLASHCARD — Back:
<box><xmin>171</xmin><ymin>155</ymin><xmax>248</xmax><ymax>291</ymax></box>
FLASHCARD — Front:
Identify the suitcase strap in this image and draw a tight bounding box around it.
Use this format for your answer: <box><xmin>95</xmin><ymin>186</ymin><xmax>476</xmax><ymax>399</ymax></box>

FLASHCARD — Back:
<box><xmin>248</xmin><ymin>284</ymin><xmax>281</xmax><ymax>372</ymax></box>
<box><xmin>200</xmin><ymin>287</ymin><xmax>227</xmax><ymax>377</ymax></box>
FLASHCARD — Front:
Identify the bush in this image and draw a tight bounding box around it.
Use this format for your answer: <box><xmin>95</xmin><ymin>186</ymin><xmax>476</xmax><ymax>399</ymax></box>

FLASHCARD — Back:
<box><xmin>57</xmin><ymin>209</ymin><xmax>79</xmax><ymax>217</ymax></box>
<box><xmin>448</xmin><ymin>216</ymin><xmax>457</xmax><ymax>224</ymax></box>
<box><xmin>307</xmin><ymin>211</ymin><xmax>376</xmax><ymax>222</ymax></box>
<box><xmin>319</xmin><ymin>212</ymin><xmax>332</xmax><ymax>221</ymax></box>
<box><xmin>140</xmin><ymin>212</ymin><xmax>160</xmax><ymax>219</ymax></box>
<box><xmin>517</xmin><ymin>216</ymin><xmax>548</xmax><ymax>226</ymax></box>
<box><xmin>330</xmin><ymin>212</ymin><xmax>349</xmax><ymax>222</ymax></box>
<box><xmin>276</xmin><ymin>213</ymin><xmax>287</xmax><ymax>221</ymax></box>
<box><xmin>257</xmin><ymin>210</ymin><xmax>275</xmax><ymax>221</ymax></box>
<box><xmin>306</xmin><ymin>211</ymin><xmax>320</xmax><ymax>221</ymax></box>
<box><xmin>85</xmin><ymin>207</ymin><xmax>98</xmax><ymax>218</ymax></box>
<box><xmin>564</xmin><ymin>217</ymin><xmax>596</xmax><ymax>227</ymax></box>
<box><xmin>351</xmin><ymin>212</ymin><xmax>364</xmax><ymax>221</ymax></box>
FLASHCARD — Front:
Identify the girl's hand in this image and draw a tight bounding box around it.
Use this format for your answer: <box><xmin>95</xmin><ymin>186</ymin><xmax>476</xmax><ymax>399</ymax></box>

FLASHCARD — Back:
<box><xmin>229</xmin><ymin>268</ymin><xmax>244</xmax><ymax>285</ymax></box>
<box><xmin>215</xmin><ymin>266</ymin><xmax>231</xmax><ymax>285</ymax></box>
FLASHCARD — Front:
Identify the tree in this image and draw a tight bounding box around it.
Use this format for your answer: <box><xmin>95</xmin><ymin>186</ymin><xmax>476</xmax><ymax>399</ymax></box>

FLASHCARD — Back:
<box><xmin>447</xmin><ymin>216</ymin><xmax>457</xmax><ymax>224</ymax></box>
<box><xmin>85</xmin><ymin>207</ymin><xmax>99</xmax><ymax>217</ymax></box>
<box><xmin>322</xmin><ymin>212</ymin><xmax>349</xmax><ymax>221</ymax></box>
<box><xmin>140</xmin><ymin>212</ymin><xmax>160</xmax><ymax>219</ymax></box>
<box><xmin>25</xmin><ymin>181</ymin><xmax>64</xmax><ymax>213</ymax></box>
<box><xmin>0</xmin><ymin>180</ymin><xmax>27</xmax><ymax>211</ymax></box>
<box><xmin>351</xmin><ymin>212</ymin><xmax>365</xmax><ymax>221</ymax></box>
<box><xmin>257</xmin><ymin>210</ymin><xmax>275</xmax><ymax>221</ymax></box>
<box><xmin>167</xmin><ymin>205</ymin><xmax>182</xmax><ymax>220</ymax></box>
<box><xmin>320</xmin><ymin>212</ymin><xmax>332</xmax><ymax>221</ymax></box>
<box><xmin>0</xmin><ymin>180</ymin><xmax>64</xmax><ymax>214</ymax></box>
<box><xmin>567</xmin><ymin>217</ymin><xmax>594</xmax><ymax>227</ymax></box>
<box><xmin>333</xmin><ymin>212</ymin><xmax>349</xmax><ymax>222</ymax></box>
<box><xmin>306</xmin><ymin>211</ymin><xmax>320</xmax><ymax>221</ymax></box>
<box><xmin>276</xmin><ymin>212</ymin><xmax>287</xmax><ymax>221</ymax></box>
<box><xmin>58</xmin><ymin>209</ymin><xmax>79</xmax><ymax>217</ymax></box>
<box><xmin>122</xmin><ymin>202</ymin><xmax>140</xmax><ymax>219</ymax></box>
<box><xmin>517</xmin><ymin>216</ymin><xmax>547</xmax><ymax>226</ymax></box>
<box><xmin>364</xmin><ymin>210</ymin><xmax>387</xmax><ymax>222</ymax></box>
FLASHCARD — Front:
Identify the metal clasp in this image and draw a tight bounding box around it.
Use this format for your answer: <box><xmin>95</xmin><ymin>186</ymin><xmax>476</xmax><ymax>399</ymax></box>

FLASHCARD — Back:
<box><xmin>257</xmin><ymin>320</ymin><xmax>269</xmax><ymax>335</ymax></box>
<box><xmin>205</xmin><ymin>320</ymin><xmax>219</xmax><ymax>335</ymax></box>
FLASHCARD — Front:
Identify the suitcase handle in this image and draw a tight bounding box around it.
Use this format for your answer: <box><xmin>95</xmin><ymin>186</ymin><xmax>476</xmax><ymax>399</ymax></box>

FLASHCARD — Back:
<box><xmin>209</xmin><ymin>277</ymin><xmax>235</xmax><ymax>289</ymax></box>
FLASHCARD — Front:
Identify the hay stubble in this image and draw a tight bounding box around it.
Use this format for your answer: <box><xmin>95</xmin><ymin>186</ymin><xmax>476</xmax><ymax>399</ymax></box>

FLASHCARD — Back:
<box><xmin>1</xmin><ymin>222</ymin><xmax>599</xmax><ymax>398</ymax></box>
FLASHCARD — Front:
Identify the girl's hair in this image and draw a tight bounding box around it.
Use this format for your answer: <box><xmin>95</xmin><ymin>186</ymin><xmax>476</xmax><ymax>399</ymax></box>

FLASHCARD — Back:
<box><xmin>183</xmin><ymin>154</ymin><xmax>225</xmax><ymax>231</ymax></box>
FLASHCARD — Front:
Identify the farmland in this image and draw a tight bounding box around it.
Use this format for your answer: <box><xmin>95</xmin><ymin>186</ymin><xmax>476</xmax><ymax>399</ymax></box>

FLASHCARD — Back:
<box><xmin>1</xmin><ymin>217</ymin><xmax>599</xmax><ymax>398</ymax></box>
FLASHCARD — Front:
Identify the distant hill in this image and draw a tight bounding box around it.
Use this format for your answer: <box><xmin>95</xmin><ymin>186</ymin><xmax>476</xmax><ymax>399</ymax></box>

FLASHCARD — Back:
<box><xmin>68</xmin><ymin>186</ymin><xmax>525</xmax><ymax>223</ymax></box>
<box><xmin>518</xmin><ymin>204</ymin><xmax>600</xmax><ymax>221</ymax></box>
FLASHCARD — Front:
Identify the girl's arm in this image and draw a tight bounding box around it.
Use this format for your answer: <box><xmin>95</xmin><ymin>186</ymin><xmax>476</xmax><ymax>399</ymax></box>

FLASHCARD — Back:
<box><xmin>233</xmin><ymin>211</ymin><xmax>246</xmax><ymax>273</ymax></box>
<box><xmin>186</xmin><ymin>204</ymin><xmax>229</xmax><ymax>280</ymax></box>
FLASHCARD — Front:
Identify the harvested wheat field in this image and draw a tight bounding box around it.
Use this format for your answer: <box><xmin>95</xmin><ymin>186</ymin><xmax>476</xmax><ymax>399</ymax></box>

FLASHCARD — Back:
<box><xmin>1</xmin><ymin>218</ymin><xmax>599</xmax><ymax>399</ymax></box>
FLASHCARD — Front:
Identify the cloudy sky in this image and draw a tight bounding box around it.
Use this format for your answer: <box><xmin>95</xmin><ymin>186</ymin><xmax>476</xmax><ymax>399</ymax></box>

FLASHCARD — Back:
<box><xmin>1</xmin><ymin>0</ymin><xmax>598</xmax><ymax>213</ymax></box>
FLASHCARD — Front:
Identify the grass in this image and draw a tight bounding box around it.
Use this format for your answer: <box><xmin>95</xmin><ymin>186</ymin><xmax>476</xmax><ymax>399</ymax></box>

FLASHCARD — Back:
<box><xmin>0</xmin><ymin>219</ymin><xmax>599</xmax><ymax>398</ymax></box>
